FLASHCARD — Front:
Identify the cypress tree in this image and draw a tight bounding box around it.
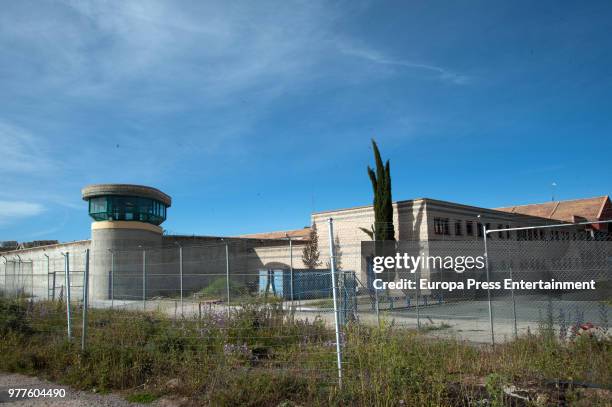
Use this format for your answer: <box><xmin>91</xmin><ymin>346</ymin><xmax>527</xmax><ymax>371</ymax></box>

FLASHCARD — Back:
<box><xmin>367</xmin><ymin>139</ymin><xmax>395</xmax><ymax>241</ymax></box>
<box><xmin>302</xmin><ymin>222</ymin><xmax>321</xmax><ymax>269</ymax></box>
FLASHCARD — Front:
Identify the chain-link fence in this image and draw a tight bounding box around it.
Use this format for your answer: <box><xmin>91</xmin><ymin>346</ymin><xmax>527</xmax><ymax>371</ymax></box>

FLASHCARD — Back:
<box><xmin>321</xmin><ymin>218</ymin><xmax>611</xmax><ymax>346</ymax></box>
<box><xmin>1</xmin><ymin>219</ymin><xmax>610</xmax><ymax>385</ymax></box>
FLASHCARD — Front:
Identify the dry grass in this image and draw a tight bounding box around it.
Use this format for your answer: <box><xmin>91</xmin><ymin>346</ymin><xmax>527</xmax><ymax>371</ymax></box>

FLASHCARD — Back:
<box><xmin>0</xmin><ymin>297</ymin><xmax>610</xmax><ymax>406</ymax></box>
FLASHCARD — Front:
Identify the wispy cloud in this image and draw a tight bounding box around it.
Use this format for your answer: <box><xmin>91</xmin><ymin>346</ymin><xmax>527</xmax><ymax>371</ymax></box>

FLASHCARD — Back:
<box><xmin>0</xmin><ymin>121</ymin><xmax>57</xmax><ymax>174</ymax></box>
<box><xmin>1</xmin><ymin>1</ymin><xmax>337</xmax><ymax>106</ymax></box>
<box><xmin>0</xmin><ymin>201</ymin><xmax>45</xmax><ymax>225</ymax></box>
<box><xmin>0</xmin><ymin>0</ymin><xmax>472</xmax><ymax>239</ymax></box>
<box><xmin>339</xmin><ymin>44</ymin><xmax>469</xmax><ymax>85</ymax></box>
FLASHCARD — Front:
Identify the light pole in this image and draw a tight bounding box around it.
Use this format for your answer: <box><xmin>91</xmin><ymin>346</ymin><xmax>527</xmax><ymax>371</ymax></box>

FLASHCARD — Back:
<box><xmin>482</xmin><ymin>224</ymin><xmax>494</xmax><ymax>345</ymax></box>
<box><xmin>327</xmin><ymin>218</ymin><xmax>343</xmax><ymax>387</ymax></box>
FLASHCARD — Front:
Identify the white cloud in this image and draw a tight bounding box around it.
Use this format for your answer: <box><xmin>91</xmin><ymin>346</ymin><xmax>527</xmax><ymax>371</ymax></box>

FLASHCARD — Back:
<box><xmin>338</xmin><ymin>44</ymin><xmax>469</xmax><ymax>85</ymax></box>
<box><xmin>0</xmin><ymin>0</ymin><xmax>470</xmax><ymax>219</ymax></box>
<box><xmin>0</xmin><ymin>201</ymin><xmax>45</xmax><ymax>225</ymax></box>
<box><xmin>0</xmin><ymin>1</ymin><xmax>338</xmax><ymax>106</ymax></box>
<box><xmin>0</xmin><ymin>121</ymin><xmax>57</xmax><ymax>174</ymax></box>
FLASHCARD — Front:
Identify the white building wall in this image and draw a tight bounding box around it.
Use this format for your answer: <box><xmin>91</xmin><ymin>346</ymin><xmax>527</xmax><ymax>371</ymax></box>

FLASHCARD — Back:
<box><xmin>1</xmin><ymin>240</ymin><xmax>91</xmax><ymax>300</ymax></box>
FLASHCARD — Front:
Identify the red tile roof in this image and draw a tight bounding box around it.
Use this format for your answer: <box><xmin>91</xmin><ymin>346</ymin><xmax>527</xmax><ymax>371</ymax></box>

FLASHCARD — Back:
<box><xmin>239</xmin><ymin>228</ymin><xmax>311</xmax><ymax>241</ymax></box>
<box><xmin>495</xmin><ymin>196</ymin><xmax>610</xmax><ymax>223</ymax></box>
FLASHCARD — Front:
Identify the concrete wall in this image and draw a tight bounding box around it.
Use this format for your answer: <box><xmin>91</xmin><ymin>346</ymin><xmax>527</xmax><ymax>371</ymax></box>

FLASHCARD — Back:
<box><xmin>310</xmin><ymin>198</ymin><xmax>570</xmax><ymax>286</ymax></box>
<box><xmin>0</xmin><ymin>235</ymin><xmax>302</xmax><ymax>302</ymax></box>
<box><xmin>158</xmin><ymin>236</ymin><xmax>305</xmax><ymax>298</ymax></box>
<box><xmin>311</xmin><ymin>200</ymin><xmax>430</xmax><ymax>283</ymax></box>
<box><xmin>90</xmin><ymin>221</ymin><xmax>163</xmax><ymax>301</ymax></box>
<box><xmin>1</xmin><ymin>240</ymin><xmax>90</xmax><ymax>300</ymax></box>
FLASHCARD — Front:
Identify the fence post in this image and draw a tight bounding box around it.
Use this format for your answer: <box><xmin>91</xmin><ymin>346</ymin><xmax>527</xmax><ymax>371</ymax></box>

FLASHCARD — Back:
<box><xmin>30</xmin><ymin>259</ymin><xmax>34</xmax><ymax>299</ymax></box>
<box><xmin>16</xmin><ymin>256</ymin><xmax>22</xmax><ymax>296</ymax></box>
<box><xmin>225</xmin><ymin>242</ymin><xmax>230</xmax><ymax>317</ymax></box>
<box><xmin>142</xmin><ymin>249</ymin><xmax>146</xmax><ymax>311</ymax></box>
<box><xmin>109</xmin><ymin>249</ymin><xmax>114</xmax><ymax>309</ymax></box>
<box><xmin>327</xmin><ymin>218</ymin><xmax>343</xmax><ymax>388</ymax></box>
<box><xmin>82</xmin><ymin>249</ymin><xmax>90</xmax><ymax>351</ymax></box>
<box><xmin>372</xmin><ymin>230</ymin><xmax>381</xmax><ymax>327</ymax></box>
<box><xmin>483</xmin><ymin>225</ymin><xmax>495</xmax><ymax>345</ymax></box>
<box><xmin>63</xmin><ymin>252</ymin><xmax>72</xmax><ymax>340</ymax></box>
<box><xmin>44</xmin><ymin>253</ymin><xmax>50</xmax><ymax>300</ymax></box>
<box><xmin>509</xmin><ymin>264</ymin><xmax>518</xmax><ymax>338</ymax></box>
<box><xmin>289</xmin><ymin>237</ymin><xmax>294</xmax><ymax>303</ymax></box>
<box><xmin>1</xmin><ymin>255</ymin><xmax>6</xmax><ymax>296</ymax></box>
<box><xmin>179</xmin><ymin>244</ymin><xmax>183</xmax><ymax>316</ymax></box>
<box><xmin>415</xmin><ymin>268</ymin><xmax>421</xmax><ymax>330</ymax></box>
<box><xmin>374</xmin><ymin>287</ymin><xmax>381</xmax><ymax>327</ymax></box>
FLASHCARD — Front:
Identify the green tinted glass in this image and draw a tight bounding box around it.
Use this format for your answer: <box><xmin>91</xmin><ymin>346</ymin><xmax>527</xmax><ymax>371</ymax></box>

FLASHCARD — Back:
<box><xmin>87</xmin><ymin>195</ymin><xmax>168</xmax><ymax>225</ymax></box>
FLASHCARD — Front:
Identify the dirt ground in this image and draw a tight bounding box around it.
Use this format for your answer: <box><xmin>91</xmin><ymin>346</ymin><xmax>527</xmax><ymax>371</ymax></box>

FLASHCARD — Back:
<box><xmin>0</xmin><ymin>373</ymin><xmax>187</xmax><ymax>407</ymax></box>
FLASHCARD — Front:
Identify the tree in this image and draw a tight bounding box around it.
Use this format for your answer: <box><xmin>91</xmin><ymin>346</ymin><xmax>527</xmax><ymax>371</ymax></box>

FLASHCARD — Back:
<box><xmin>367</xmin><ymin>139</ymin><xmax>395</xmax><ymax>241</ymax></box>
<box><xmin>358</xmin><ymin>224</ymin><xmax>375</xmax><ymax>240</ymax></box>
<box><xmin>302</xmin><ymin>222</ymin><xmax>321</xmax><ymax>269</ymax></box>
<box><xmin>325</xmin><ymin>235</ymin><xmax>343</xmax><ymax>271</ymax></box>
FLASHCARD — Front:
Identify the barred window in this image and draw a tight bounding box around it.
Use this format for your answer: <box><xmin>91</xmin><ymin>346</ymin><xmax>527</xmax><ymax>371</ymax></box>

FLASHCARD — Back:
<box><xmin>466</xmin><ymin>221</ymin><xmax>474</xmax><ymax>236</ymax></box>
<box><xmin>455</xmin><ymin>220</ymin><xmax>463</xmax><ymax>236</ymax></box>
<box><xmin>434</xmin><ymin>217</ymin><xmax>450</xmax><ymax>235</ymax></box>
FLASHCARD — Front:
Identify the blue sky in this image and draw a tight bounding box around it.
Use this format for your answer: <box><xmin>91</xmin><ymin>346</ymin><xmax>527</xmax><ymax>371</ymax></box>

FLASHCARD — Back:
<box><xmin>1</xmin><ymin>0</ymin><xmax>611</xmax><ymax>242</ymax></box>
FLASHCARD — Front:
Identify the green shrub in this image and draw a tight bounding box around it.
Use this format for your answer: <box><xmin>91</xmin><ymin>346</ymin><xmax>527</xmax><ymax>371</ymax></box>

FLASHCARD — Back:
<box><xmin>196</xmin><ymin>278</ymin><xmax>248</xmax><ymax>299</ymax></box>
<box><xmin>0</xmin><ymin>299</ymin><xmax>32</xmax><ymax>335</ymax></box>
<box><xmin>126</xmin><ymin>392</ymin><xmax>157</xmax><ymax>403</ymax></box>
<box><xmin>0</xmin><ymin>297</ymin><xmax>610</xmax><ymax>406</ymax></box>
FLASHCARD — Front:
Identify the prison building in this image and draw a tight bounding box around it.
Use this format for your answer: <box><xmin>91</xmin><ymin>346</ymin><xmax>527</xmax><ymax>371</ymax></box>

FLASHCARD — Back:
<box><xmin>1</xmin><ymin>183</ymin><xmax>609</xmax><ymax>301</ymax></box>
<box><xmin>309</xmin><ymin>196</ymin><xmax>612</xmax><ymax>288</ymax></box>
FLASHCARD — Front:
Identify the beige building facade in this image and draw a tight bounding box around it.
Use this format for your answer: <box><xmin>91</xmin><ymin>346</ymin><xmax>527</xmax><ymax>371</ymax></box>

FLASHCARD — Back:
<box><xmin>2</xmin><ymin>186</ymin><xmax>609</xmax><ymax>301</ymax></box>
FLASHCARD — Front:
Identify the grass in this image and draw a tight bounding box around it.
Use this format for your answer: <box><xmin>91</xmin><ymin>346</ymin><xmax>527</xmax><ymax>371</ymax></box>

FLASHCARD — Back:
<box><xmin>194</xmin><ymin>277</ymin><xmax>248</xmax><ymax>300</ymax></box>
<box><xmin>125</xmin><ymin>392</ymin><xmax>158</xmax><ymax>403</ymax></box>
<box><xmin>0</xmin><ymin>296</ymin><xmax>610</xmax><ymax>406</ymax></box>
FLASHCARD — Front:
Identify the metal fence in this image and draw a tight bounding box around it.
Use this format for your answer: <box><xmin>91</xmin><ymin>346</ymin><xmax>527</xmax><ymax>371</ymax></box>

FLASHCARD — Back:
<box><xmin>322</xmin><ymin>218</ymin><xmax>611</xmax><ymax>346</ymax></box>
<box><xmin>1</xmin><ymin>219</ymin><xmax>610</xmax><ymax>384</ymax></box>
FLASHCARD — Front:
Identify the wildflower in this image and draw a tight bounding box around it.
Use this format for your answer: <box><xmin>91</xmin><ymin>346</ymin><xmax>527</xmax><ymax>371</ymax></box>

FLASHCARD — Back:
<box><xmin>223</xmin><ymin>343</ymin><xmax>251</xmax><ymax>357</ymax></box>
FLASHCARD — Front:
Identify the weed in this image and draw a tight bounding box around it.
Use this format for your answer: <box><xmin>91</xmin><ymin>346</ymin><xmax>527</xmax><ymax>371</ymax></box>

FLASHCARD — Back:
<box><xmin>125</xmin><ymin>392</ymin><xmax>158</xmax><ymax>403</ymax></box>
<box><xmin>484</xmin><ymin>373</ymin><xmax>504</xmax><ymax>407</ymax></box>
<box><xmin>0</xmin><ymin>297</ymin><xmax>610</xmax><ymax>406</ymax></box>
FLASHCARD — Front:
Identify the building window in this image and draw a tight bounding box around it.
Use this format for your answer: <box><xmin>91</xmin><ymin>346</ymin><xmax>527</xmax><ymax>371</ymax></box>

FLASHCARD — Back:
<box><xmin>466</xmin><ymin>221</ymin><xmax>474</xmax><ymax>236</ymax></box>
<box><xmin>455</xmin><ymin>220</ymin><xmax>462</xmax><ymax>236</ymax></box>
<box><xmin>434</xmin><ymin>217</ymin><xmax>450</xmax><ymax>235</ymax></box>
<box><xmin>506</xmin><ymin>225</ymin><xmax>511</xmax><ymax>239</ymax></box>
<box><xmin>477</xmin><ymin>222</ymin><xmax>483</xmax><ymax>238</ymax></box>
<box><xmin>87</xmin><ymin>195</ymin><xmax>168</xmax><ymax>225</ymax></box>
<box><xmin>498</xmin><ymin>224</ymin><xmax>504</xmax><ymax>239</ymax></box>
